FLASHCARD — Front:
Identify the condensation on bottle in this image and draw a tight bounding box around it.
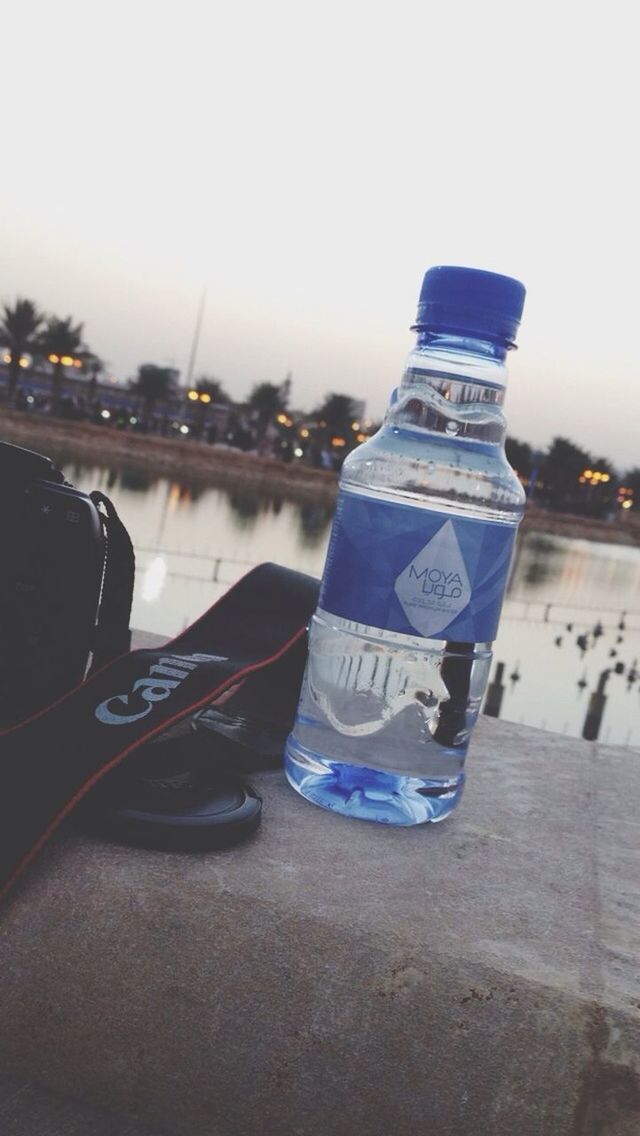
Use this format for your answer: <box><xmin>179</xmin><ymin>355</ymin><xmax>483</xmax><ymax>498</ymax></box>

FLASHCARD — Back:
<box><xmin>284</xmin><ymin>265</ymin><xmax>527</xmax><ymax>824</ymax></box>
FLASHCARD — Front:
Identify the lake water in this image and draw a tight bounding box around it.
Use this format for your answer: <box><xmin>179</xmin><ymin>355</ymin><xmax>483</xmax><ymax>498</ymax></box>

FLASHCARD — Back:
<box><xmin>67</xmin><ymin>460</ymin><xmax>640</xmax><ymax>750</ymax></box>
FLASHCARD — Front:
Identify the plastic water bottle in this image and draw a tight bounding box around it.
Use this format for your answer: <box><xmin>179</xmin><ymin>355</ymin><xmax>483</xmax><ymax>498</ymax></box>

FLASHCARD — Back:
<box><xmin>284</xmin><ymin>265</ymin><xmax>526</xmax><ymax>824</ymax></box>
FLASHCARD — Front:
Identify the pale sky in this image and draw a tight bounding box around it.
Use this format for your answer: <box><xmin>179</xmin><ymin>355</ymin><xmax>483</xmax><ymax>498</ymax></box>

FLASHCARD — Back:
<box><xmin>2</xmin><ymin>1</ymin><xmax>639</xmax><ymax>469</ymax></box>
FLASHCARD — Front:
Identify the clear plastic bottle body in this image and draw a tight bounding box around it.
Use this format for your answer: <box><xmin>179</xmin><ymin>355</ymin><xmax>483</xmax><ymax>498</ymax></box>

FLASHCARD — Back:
<box><xmin>285</xmin><ymin>332</ymin><xmax>525</xmax><ymax>824</ymax></box>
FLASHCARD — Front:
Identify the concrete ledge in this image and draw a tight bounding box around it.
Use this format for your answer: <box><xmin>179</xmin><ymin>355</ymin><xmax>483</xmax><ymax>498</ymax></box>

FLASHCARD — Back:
<box><xmin>0</xmin><ymin>715</ymin><xmax>639</xmax><ymax>1135</ymax></box>
<box><xmin>0</xmin><ymin>1070</ymin><xmax>163</xmax><ymax>1135</ymax></box>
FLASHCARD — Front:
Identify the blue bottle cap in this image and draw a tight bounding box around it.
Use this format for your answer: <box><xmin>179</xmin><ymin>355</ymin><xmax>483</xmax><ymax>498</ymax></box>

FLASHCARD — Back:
<box><xmin>413</xmin><ymin>265</ymin><xmax>526</xmax><ymax>347</ymax></box>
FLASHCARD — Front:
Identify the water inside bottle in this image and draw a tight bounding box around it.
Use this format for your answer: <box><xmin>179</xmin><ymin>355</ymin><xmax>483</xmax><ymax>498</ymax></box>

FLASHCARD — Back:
<box><xmin>285</xmin><ymin>610</ymin><xmax>492</xmax><ymax>824</ymax></box>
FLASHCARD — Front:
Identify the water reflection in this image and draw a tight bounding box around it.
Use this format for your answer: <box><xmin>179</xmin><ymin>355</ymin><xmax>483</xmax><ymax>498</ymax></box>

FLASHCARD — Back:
<box><xmin>514</xmin><ymin>535</ymin><xmax>561</xmax><ymax>590</ymax></box>
<box><xmin>228</xmin><ymin>491</ymin><xmax>261</xmax><ymax>524</ymax></box>
<box><xmin>120</xmin><ymin>469</ymin><xmax>153</xmax><ymax>493</ymax></box>
<box><xmin>299</xmin><ymin>502</ymin><xmax>335</xmax><ymax>542</ymax></box>
<box><xmin>523</xmin><ymin>558</ymin><xmax>553</xmax><ymax>588</ymax></box>
<box><xmin>65</xmin><ymin>459</ymin><xmax>640</xmax><ymax>748</ymax></box>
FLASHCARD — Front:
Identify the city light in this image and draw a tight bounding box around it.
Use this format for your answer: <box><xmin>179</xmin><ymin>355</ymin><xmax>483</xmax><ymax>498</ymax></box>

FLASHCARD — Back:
<box><xmin>0</xmin><ymin>347</ymin><xmax>29</xmax><ymax>365</ymax></box>
<box><xmin>581</xmin><ymin>469</ymin><xmax>611</xmax><ymax>484</ymax></box>
<box><xmin>101</xmin><ymin>409</ymin><xmax>111</xmax><ymax>419</ymax></box>
<box><xmin>331</xmin><ymin>437</ymin><xmax>346</xmax><ymax>447</ymax></box>
<box><xmin>199</xmin><ymin>392</ymin><xmax>211</xmax><ymax>404</ymax></box>
<box><xmin>299</xmin><ymin>428</ymin><xmax>309</xmax><ymax>438</ymax></box>
<box><xmin>276</xmin><ymin>413</ymin><xmax>293</xmax><ymax>426</ymax></box>
<box><xmin>129</xmin><ymin>416</ymin><xmax>138</xmax><ymax>425</ymax></box>
<box><xmin>356</xmin><ymin>432</ymin><xmax>367</xmax><ymax>443</ymax></box>
<box><xmin>45</xmin><ymin>354</ymin><xmax>83</xmax><ymax>367</ymax></box>
<box><xmin>180</xmin><ymin>424</ymin><xmax>189</xmax><ymax>435</ymax></box>
<box><xmin>617</xmin><ymin>486</ymin><xmax>634</xmax><ymax>510</ymax></box>
<box><xmin>187</xmin><ymin>390</ymin><xmax>199</xmax><ymax>401</ymax></box>
<box><xmin>294</xmin><ymin>447</ymin><xmax>303</xmax><ymax>458</ymax></box>
<box><xmin>351</xmin><ymin>421</ymin><xmax>360</xmax><ymax>431</ymax></box>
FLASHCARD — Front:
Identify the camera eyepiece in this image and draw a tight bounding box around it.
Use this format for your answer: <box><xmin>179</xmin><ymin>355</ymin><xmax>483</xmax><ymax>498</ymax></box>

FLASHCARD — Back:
<box><xmin>0</xmin><ymin>441</ymin><xmax>64</xmax><ymax>484</ymax></box>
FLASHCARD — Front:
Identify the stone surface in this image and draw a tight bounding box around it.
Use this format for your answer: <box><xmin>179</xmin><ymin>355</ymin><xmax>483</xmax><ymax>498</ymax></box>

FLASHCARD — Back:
<box><xmin>0</xmin><ymin>712</ymin><xmax>638</xmax><ymax>1135</ymax></box>
<box><xmin>0</xmin><ymin>1070</ymin><xmax>163</xmax><ymax>1135</ymax></box>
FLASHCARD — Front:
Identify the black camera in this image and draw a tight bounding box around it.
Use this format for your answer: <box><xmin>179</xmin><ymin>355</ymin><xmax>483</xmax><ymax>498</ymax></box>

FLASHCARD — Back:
<box><xmin>0</xmin><ymin>441</ymin><xmax>133</xmax><ymax>727</ymax></box>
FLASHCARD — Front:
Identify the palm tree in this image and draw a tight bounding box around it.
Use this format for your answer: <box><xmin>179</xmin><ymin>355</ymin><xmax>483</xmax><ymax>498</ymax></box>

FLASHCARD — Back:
<box><xmin>505</xmin><ymin>436</ymin><xmax>533</xmax><ymax>481</ymax></box>
<box><xmin>0</xmin><ymin>298</ymin><xmax>43</xmax><ymax>402</ymax></box>
<box><xmin>315</xmin><ymin>393</ymin><xmax>355</xmax><ymax>438</ymax></box>
<box><xmin>130</xmin><ymin>363</ymin><xmax>177</xmax><ymax>416</ymax></box>
<box><xmin>247</xmin><ymin>379</ymin><xmax>291</xmax><ymax>448</ymax></box>
<box><xmin>195</xmin><ymin>376</ymin><xmax>229</xmax><ymax>403</ymax></box>
<box><xmin>80</xmin><ymin>352</ymin><xmax>105</xmax><ymax>401</ymax></box>
<box><xmin>36</xmin><ymin>316</ymin><xmax>86</xmax><ymax>411</ymax></box>
<box><xmin>188</xmin><ymin>376</ymin><xmax>228</xmax><ymax>439</ymax></box>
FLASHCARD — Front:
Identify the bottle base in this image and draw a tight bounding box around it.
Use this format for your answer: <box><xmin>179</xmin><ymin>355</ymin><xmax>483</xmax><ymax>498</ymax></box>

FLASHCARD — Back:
<box><xmin>284</xmin><ymin>737</ymin><xmax>464</xmax><ymax>826</ymax></box>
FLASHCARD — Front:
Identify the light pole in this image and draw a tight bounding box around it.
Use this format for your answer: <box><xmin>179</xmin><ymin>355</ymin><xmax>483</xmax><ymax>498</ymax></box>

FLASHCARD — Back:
<box><xmin>184</xmin><ymin>286</ymin><xmax>207</xmax><ymax>390</ymax></box>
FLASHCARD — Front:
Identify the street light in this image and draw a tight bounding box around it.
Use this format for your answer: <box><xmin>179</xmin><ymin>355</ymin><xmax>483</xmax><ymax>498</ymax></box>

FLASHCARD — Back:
<box><xmin>47</xmin><ymin>353</ymin><xmax>83</xmax><ymax>367</ymax></box>
<box><xmin>580</xmin><ymin>468</ymin><xmax>611</xmax><ymax>483</ymax></box>
<box><xmin>2</xmin><ymin>352</ymin><xmax>30</xmax><ymax>368</ymax></box>
<box><xmin>617</xmin><ymin>486</ymin><xmax>634</xmax><ymax>510</ymax></box>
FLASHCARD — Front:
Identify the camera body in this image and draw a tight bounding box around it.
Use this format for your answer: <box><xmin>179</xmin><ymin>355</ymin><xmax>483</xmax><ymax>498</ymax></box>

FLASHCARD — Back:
<box><xmin>0</xmin><ymin>442</ymin><xmax>107</xmax><ymax>727</ymax></box>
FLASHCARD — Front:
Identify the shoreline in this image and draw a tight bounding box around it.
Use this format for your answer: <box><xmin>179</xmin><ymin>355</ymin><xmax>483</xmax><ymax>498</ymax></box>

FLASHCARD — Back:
<box><xmin>1</xmin><ymin>408</ymin><xmax>638</xmax><ymax>547</ymax></box>
<box><xmin>0</xmin><ymin>408</ymin><xmax>337</xmax><ymax>505</ymax></box>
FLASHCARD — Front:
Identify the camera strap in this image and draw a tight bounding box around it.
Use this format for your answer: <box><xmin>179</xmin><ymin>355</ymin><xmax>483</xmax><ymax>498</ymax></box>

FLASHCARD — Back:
<box><xmin>0</xmin><ymin>563</ymin><xmax>319</xmax><ymax>905</ymax></box>
<box><xmin>89</xmin><ymin>491</ymin><xmax>136</xmax><ymax>672</ymax></box>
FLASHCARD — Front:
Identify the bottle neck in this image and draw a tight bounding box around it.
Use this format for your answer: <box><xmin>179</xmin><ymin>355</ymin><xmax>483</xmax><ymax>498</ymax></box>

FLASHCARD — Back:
<box><xmin>414</xmin><ymin>329</ymin><xmax>511</xmax><ymax>364</ymax></box>
<box><xmin>385</xmin><ymin>330</ymin><xmax>511</xmax><ymax>446</ymax></box>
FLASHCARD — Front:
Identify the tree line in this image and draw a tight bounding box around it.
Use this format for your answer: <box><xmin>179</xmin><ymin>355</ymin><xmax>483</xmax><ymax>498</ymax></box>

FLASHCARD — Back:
<box><xmin>0</xmin><ymin>296</ymin><xmax>365</xmax><ymax>460</ymax></box>
<box><xmin>506</xmin><ymin>435</ymin><xmax>639</xmax><ymax>516</ymax></box>
<box><xmin>1</xmin><ymin>295</ymin><xmax>637</xmax><ymax>506</ymax></box>
<box><xmin>0</xmin><ymin>298</ymin><xmax>98</xmax><ymax>406</ymax></box>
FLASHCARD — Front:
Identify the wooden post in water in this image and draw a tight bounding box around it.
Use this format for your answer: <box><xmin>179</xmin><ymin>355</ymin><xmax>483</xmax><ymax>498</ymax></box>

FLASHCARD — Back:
<box><xmin>484</xmin><ymin>662</ymin><xmax>506</xmax><ymax>718</ymax></box>
<box><xmin>582</xmin><ymin>668</ymin><xmax>610</xmax><ymax>741</ymax></box>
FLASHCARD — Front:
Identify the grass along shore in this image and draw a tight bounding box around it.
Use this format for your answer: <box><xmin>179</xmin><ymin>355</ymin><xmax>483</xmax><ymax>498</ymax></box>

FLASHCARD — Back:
<box><xmin>2</xmin><ymin>408</ymin><xmax>638</xmax><ymax>547</ymax></box>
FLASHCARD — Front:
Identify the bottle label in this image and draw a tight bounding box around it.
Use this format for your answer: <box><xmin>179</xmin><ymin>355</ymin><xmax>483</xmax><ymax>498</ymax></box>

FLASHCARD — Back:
<box><xmin>319</xmin><ymin>491</ymin><xmax>518</xmax><ymax>642</ymax></box>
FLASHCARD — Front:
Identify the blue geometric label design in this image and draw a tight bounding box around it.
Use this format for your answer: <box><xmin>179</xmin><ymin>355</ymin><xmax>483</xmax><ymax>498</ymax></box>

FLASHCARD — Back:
<box><xmin>319</xmin><ymin>489</ymin><xmax>518</xmax><ymax>643</ymax></box>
